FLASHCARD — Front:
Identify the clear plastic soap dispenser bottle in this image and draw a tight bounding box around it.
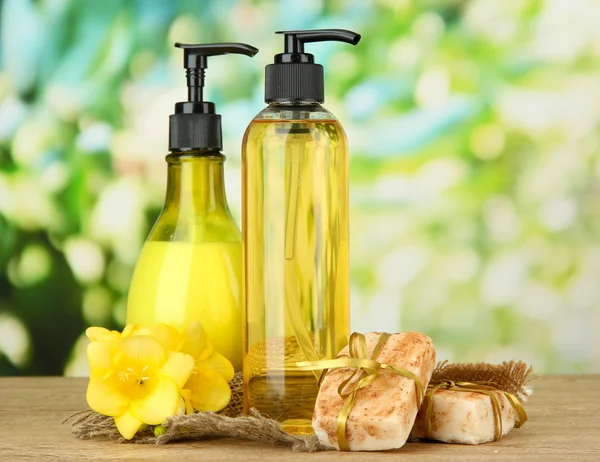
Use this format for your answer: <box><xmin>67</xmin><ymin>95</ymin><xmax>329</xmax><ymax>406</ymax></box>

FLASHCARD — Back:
<box><xmin>242</xmin><ymin>29</ymin><xmax>361</xmax><ymax>432</ymax></box>
<box><xmin>127</xmin><ymin>43</ymin><xmax>258</xmax><ymax>371</ymax></box>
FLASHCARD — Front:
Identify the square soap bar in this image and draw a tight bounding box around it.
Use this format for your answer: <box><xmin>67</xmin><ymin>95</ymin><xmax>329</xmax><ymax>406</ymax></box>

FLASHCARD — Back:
<box><xmin>410</xmin><ymin>388</ymin><xmax>516</xmax><ymax>444</ymax></box>
<box><xmin>312</xmin><ymin>332</ymin><xmax>436</xmax><ymax>451</ymax></box>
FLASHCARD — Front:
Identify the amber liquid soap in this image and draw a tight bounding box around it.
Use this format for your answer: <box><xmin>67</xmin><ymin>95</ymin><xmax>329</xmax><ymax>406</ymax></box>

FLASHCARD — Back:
<box><xmin>242</xmin><ymin>110</ymin><xmax>350</xmax><ymax>434</ymax></box>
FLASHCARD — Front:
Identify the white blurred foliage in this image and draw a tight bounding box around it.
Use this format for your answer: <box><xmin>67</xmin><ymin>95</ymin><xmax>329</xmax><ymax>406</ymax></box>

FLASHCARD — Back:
<box><xmin>480</xmin><ymin>251</ymin><xmax>531</xmax><ymax>306</ymax></box>
<box><xmin>528</xmin><ymin>0</ymin><xmax>600</xmax><ymax>62</ymax></box>
<box><xmin>378</xmin><ymin>246</ymin><xmax>430</xmax><ymax>289</ymax></box>
<box><xmin>82</xmin><ymin>286</ymin><xmax>113</xmax><ymax>326</ymax></box>
<box><xmin>39</xmin><ymin>162</ymin><xmax>69</xmax><ymax>193</ymax></box>
<box><xmin>76</xmin><ymin>122</ymin><xmax>113</xmax><ymax>153</ymax></box>
<box><xmin>537</xmin><ymin>196</ymin><xmax>578</xmax><ymax>232</ymax></box>
<box><xmin>90</xmin><ymin>178</ymin><xmax>147</xmax><ymax>265</ymax></box>
<box><xmin>1</xmin><ymin>0</ymin><xmax>600</xmax><ymax>375</ymax></box>
<box><xmin>440</xmin><ymin>250</ymin><xmax>480</xmax><ymax>284</ymax></box>
<box><xmin>45</xmin><ymin>83</ymin><xmax>81</xmax><ymax>122</ymax></box>
<box><xmin>415</xmin><ymin>68</ymin><xmax>450</xmax><ymax>109</ymax></box>
<box><xmin>516</xmin><ymin>283</ymin><xmax>563</xmax><ymax>322</ymax></box>
<box><xmin>417</xmin><ymin>158</ymin><xmax>467</xmax><ymax>194</ymax></box>
<box><xmin>0</xmin><ymin>174</ymin><xmax>61</xmax><ymax>230</ymax></box>
<box><xmin>499</xmin><ymin>79</ymin><xmax>600</xmax><ymax>137</ymax></box>
<box><xmin>470</xmin><ymin>124</ymin><xmax>505</xmax><ymax>161</ymax></box>
<box><xmin>464</xmin><ymin>0</ymin><xmax>521</xmax><ymax>45</ymax></box>
<box><xmin>7</xmin><ymin>245</ymin><xmax>52</xmax><ymax>288</ymax></box>
<box><xmin>64</xmin><ymin>237</ymin><xmax>105</xmax><ymax>284</ymax></box>
<box><xmin>0</xmin><ymin>95</ymin><xmax>27</xmax><ymax>141</ymax></box>
<box><xmin>63</xmin><ymin>333</ymin><xmax>90</xmax><ymax>377</ymax></box>
<box><xmin>0</xmin><ymin>314</ymin><xmax>29</xmax><ymax>366</ymax></box>
<box><xmin>483</xmin><ymin>196</ymin><xmax>520</xmax><ymax>243</ymax></box>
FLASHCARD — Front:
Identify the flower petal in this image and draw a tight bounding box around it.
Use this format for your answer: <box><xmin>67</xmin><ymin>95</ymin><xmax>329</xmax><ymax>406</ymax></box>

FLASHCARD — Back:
<box><xmin>148</xmin><ymin>324</ymin><xmax>179</xmax><ymax>351</ymax></box>
<box><xmin>114</xmin><ymin>411</ymin><xmax>142</xmax><ymax>440</ymax></box>
<box><xmin>86</xmin><ymin>327</ymin><xmax>120</xmax><ymax>342</ymax></box>
<box><xmin>160</xmin><ymin>351</ymin><xmax>195</xmax><ymax>389</ymax></box>
<box><xmin>180</xmin><ymin>389</ymin><xmax>195</xmax><ymax>414</ymax></box>
<box><xmin>122</xmin><ymin>324</ymin><xmax>179</xmax><ymax>351</ymax></box>
<box><xmin>87</xmin><ymin>341</ymin><xmax>113</xmax><ymax>372</ymax></box>
<box><xmin>86</xmin><ymin>374</ymin><xmax>129</xmax><ymax>417</ymax></box>
<box><xmin>175</xmin><ymin>396</ymin><xmax>186</xmax><ymax>416</ymax></box>
<box><xmin>114</xmin><ymin>335</ymin><xmax>166</xmax><ymax>369</ymax></box>
<box><xmin>130</xmin><ymin>377</ymin><xmax>179</xmax><ymax>425</ymax></box>
<box><xmin>199</xmin><ymin>352</ymin><xmax>234</xmax><ymax>382</ymax></box>
<box><xmin>184</xmin><ymin>367</ymin><xmax>231</xmax><ymax>412</ymax></box>
<box><xmin>178</xmin><ymin>322</ymin><xmax>213</xmax><ymax>360</ymax></box>
<box><xmin>121</xmin><ymin>324</ymin><xmax>141</xmax><ymax>338</ymax></box>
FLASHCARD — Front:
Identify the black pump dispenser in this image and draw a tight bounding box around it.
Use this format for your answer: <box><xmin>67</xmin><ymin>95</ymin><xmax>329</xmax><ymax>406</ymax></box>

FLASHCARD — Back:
<box><xmin>170</xmin><ymin>42</ymin><xmax>258</xmax><ymax>151</ymax></box>
<box><xmin>265</xmin><ymin>29</ymin><xmax>361</xmax><ymax>104</ymax></box>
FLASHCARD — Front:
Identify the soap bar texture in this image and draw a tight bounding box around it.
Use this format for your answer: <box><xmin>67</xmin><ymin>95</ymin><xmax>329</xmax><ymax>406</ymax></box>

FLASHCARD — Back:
<box><xmin>312</xmin><ymin>332</ymin><xmax>436</xmax><ymax>451</ymax></box>
<box><xmin>410</xmin><ymin>389</ymin><xmax>516</xmax><ymax>444</ymax></box>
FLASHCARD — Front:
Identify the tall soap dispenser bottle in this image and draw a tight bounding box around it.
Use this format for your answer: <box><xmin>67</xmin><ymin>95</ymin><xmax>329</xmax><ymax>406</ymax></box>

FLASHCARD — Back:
<box><xmin>242</xmin><ymin>29</ymin><xmax>361</xmax><ymax>433</ymax></box>
<box><xmin>127</xmin><ymin>43</ymin><xmax>258</xmax><ymax>371</ymax></box>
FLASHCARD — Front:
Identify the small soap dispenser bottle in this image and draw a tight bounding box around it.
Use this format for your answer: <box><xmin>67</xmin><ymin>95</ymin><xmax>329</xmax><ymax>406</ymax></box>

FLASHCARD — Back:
<box><xmin>127</xmin><ymin>42</ymin><xmax>258</xmax><ymax>371</ymax></box>
<box><xmin>241</xmin><ymin>29</ymin><xmax>360</xmax><ymax>432</ymax></box>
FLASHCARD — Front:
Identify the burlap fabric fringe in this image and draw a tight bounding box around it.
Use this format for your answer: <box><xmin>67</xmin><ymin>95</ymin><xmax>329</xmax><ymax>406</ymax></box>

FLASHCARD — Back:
<box><xmin>430</xmin><ymin>360</ymin><xmax>534</xmax><ymax>402</ymax></box>
<box><xmin>66</xmin><ymin>360</ymin><xmax>532</xmax><ymax>451</ymax></box>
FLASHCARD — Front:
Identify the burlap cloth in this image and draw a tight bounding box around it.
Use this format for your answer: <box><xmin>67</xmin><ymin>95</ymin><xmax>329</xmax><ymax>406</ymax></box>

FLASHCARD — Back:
<box><xmin>67</xmin><ymin>372</ymin><xmax>327</xmax><ymax>452</ymax></box>
<box><xmin>66</xmin><ymin>361</ymin><xmax>533</xmax><ymax>452</ymax></box>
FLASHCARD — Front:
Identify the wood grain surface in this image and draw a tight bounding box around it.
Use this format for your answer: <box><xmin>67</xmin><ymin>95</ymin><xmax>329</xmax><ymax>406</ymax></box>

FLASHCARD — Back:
<box><xmin>0</xmin><ymin>375</ymin><xmax>598</xmax><ymax>461</ymax></box>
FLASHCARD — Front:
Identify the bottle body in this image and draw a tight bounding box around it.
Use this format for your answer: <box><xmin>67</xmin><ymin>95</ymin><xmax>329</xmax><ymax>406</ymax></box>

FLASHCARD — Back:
<box><xmin>242</xmin><ymin>103</ymin><xmax>350</xmax><ymax>433</ymax></box>
<box><xmin>127</xmin><ymin>151</ymin><xmax>242</xmax><ymax>370</ymax></box>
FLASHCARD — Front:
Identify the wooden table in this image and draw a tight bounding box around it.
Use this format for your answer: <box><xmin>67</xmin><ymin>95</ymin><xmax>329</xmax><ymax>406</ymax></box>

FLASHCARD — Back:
<box><xmin>0</xmin><ymin>375</ymin><xmax>598</xmax><ymax>460</ymax></box>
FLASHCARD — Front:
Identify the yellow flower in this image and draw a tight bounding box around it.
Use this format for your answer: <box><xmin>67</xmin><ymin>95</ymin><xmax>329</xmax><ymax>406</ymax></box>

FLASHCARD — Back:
<box><xmin>85</xmin><ymin>327</ymin><xmax>194</xmax><ymax>439</ymax></box>
<box><xmin>122</xmin><ymin>322</ymin><xmax>234</xmax><ymax>413</ymax></box>
<box><xmin>86</xmin><ymin>326</ymin><xmax>121</xmax><ymax>342</ymax></box>
<box><xmin>178</xmin><ymin>322</ymin><xmax>234</xmax><ymax>413</ymax></box>
<box><xmin>122</xmin><ymin>324</ymin><xmax>181</xmax><ymax>350</ymax></box>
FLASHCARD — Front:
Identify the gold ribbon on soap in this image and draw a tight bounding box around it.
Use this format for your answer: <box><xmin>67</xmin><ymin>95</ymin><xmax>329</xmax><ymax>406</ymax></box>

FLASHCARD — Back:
<box><xmin>297</xmin><ymin>332</ymin><xmax>425</xmax><ymax>451</ymax></box>
<box><xmin>424</xmin><ymin>380</ymin><xmax>528</xmax><ymax>441</ymax></box>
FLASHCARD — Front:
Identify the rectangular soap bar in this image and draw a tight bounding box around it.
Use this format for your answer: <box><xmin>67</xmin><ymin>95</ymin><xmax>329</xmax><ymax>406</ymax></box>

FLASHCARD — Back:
<box><xmin>312</xmin><ymin>332</ymin><xmax>436</xmax><ymax>451</ymax></box>
<box><xmin>410</xmin><ymin>388</ymin><xmax>516</xmax><ymax>444</ymax></box>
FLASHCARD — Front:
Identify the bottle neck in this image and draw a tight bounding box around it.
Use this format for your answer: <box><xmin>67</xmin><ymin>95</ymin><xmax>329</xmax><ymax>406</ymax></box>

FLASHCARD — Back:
<box><xmin>267</xmin><ymin>100</ymin><xmax>323</xmax><ymax>108</ymax></box>
<box><xmin>165</xmin><ymin>150</ymin><xmax>229</xmax><ymax>214</ymax></box>
<box><xmin>257</xmin><ymin>101</ymin><xmax>336</xmax><ymax>122</ymax></box>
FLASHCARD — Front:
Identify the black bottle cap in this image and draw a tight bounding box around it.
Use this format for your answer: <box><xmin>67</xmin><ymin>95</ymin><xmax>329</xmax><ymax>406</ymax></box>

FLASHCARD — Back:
<box><xmin>170</xmin><ymin>43</ymin><xmax>258</xmax><ymax>151</ymax></box>
<box><xmin>265</xmin><ymin>29</ymin><xmax>361</xmax><ymax>104</ymax></box>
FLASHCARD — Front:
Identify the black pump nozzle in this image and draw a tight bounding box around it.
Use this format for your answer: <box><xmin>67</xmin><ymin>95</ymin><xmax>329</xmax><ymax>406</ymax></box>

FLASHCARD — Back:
<box><xmin>175</xmin><ymin>43</ymin><xmax>258</xmax><ymax>107</ymax></box>
<box><xmin>265</xmin><ymin>29</ymin><xmax>361</xmax><ymax>103</ymax></box>
<box><xmin>276</xmin><ymin>29</ymin><xmax>361</xmax><ymax>57</ymax></box>
<box><xmin>170</xmin><ymin>42</ymin><xmax>258</xmax><ymax>151</ymax></box>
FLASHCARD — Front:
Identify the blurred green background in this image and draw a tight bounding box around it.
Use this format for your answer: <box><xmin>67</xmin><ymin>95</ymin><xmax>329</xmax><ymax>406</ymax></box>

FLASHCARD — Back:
<box><xmin>1</xmin><ymin>0</ymin><xmax>599</xmax><ymax>376</ymax></box>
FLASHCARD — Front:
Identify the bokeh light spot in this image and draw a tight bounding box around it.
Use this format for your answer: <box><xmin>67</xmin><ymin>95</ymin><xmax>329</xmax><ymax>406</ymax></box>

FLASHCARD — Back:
<box><xmin>82</xmin><ymin>286</ymin><xmax>113</xmax><ymax>325</ymax></box>
<box><xmin>64</xmin><ymin>237</ymin><xmax>105</xmax><ymax>284</ymax></box>
<box><xmin>470</xmin><ymin>124</ymin><xmax>505</xmax><ymax>160</ymax></box>
<box><xmin>0</xmin><ymin>314</ymin><xmax>30</xmax><ymax>367</ymax></box>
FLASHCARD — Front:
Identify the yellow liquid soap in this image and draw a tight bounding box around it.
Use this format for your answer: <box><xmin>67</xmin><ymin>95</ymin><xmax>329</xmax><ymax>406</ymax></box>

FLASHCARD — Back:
<box><xmin>127</xmin><ymin>240</ymin><xmax>242</xmax><ymax>370</ymax></box>
<box><xmin>124</xmin><ymin>40</ymin><xmax>257</xmax><ymax>372</ymax></box>
<box><xmin>242</xmin><ymin>110</ymin><xmax>350</xmax><ymax>433</ymax></box>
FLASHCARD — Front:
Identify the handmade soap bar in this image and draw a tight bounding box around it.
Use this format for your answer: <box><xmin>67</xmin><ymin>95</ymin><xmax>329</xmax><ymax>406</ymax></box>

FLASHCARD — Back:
<box><xmin>312</xmin><ymin>332</ymin><xmax>436</xmax><ymax>451</ymax></box>
<box><xmin>410</xmin><ymin>389</ymin><xmax>516</xmax><ymax>444</ymax></box>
